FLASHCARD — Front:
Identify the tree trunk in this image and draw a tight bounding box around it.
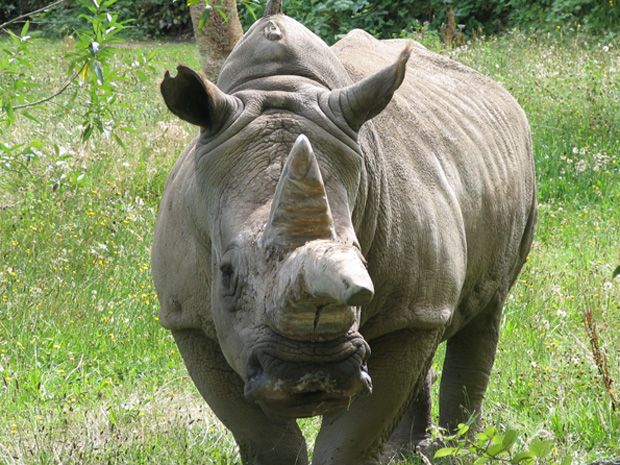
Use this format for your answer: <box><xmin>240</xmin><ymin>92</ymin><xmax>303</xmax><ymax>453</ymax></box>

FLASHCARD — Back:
<box><xmin>189</xmin><ymin>0</ymin><xmax>243</xmax><ymax>81</ymax></box>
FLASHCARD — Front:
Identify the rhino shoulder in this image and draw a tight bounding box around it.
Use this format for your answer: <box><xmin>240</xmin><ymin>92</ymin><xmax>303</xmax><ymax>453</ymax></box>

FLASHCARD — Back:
<box><xmin>332</xmin><ymin>31</ymin><xmax>521</xmax><ymax>115</ymax></box>
<box><xmin>331</xmin><ymin>31</ymin><xmax>425</xmax><ymax>80</ymax></box>
<box><xmin>151</xmin><ymin>140</ymin><xmax>216</xmax><ymax>339</ymax></box>
<box><xmin>333</xmin><ymin>29</ymin><xmax>428</xmax><ymax>54</ymax></box>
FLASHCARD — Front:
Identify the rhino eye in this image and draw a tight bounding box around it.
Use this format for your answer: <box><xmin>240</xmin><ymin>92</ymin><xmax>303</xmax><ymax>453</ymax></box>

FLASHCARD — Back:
<box><xmin>220</xmin><ymin>263</ymin><xmax>236</xmax><ymax>295</ymax></box>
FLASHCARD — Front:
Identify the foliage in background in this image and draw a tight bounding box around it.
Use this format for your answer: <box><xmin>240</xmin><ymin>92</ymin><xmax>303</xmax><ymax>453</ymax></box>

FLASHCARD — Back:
<box><xmin>1</xmin><ymin>0</ymin><xmax>193</xmax><ymax>38</ymax></box>
<box><xmin>1</xmin><ymin>28</ymin><xmax>619</xmax><ymax>464</ymax></box>
<box><xmin>279</xmin><ymin>0</ymin><xmax>620</xmax><ymax>43</ymax></box>
<box><xmin>3</xmin><ymin>0</ymin><xmax>619</xmax><ymax>42</ymax></box>
<box><xmin>431</xmin><ymin>422</ymin><xmax>569</xmax><ymax>465</ymax></box>
<box><xmin>0</xmin><ymin>0</ymin><xmax>155</xmax><ymax>193</ymax></box>
<box><xmin>1</xmin><ymin>2</ymin><xmax>619</xmax><ymax>464</ymax></box>
<box><xmin>241</xmin><ymin>0</ymin><xmax>620</xmax><ymax>43</ymax></box>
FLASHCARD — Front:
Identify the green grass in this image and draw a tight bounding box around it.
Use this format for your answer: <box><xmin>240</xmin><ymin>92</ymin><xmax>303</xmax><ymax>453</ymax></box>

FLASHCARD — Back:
<box><xmin>1</xmin><ymin>32</ymin><xmax>619</xmax><ymax>465</ymax></box>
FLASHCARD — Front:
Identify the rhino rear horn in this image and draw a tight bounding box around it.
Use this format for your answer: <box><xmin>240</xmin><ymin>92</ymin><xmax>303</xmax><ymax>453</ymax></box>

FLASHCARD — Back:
<box><xmin>160</xmin><ymin>65</ymin><xmax>241</xmax><ymax>132</ymax></box>
<box><xmin>262</xmin><ymin>134</ymin><xmax>336</xmax><ymax>249</ymax></box>
<box><xmin>263</xmin><ymin>0</ymin><xmax>283</xmax><ymax>16</ymax></box>
<box><xmin>329</xmin><ymin>44</ymin><xmax>412</xmax><ymax>131</ymax></box>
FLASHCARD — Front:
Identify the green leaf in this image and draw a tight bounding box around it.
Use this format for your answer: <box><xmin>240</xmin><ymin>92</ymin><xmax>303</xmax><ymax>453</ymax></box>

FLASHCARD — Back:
<box><xmin>197</xmin><ymin>7</ymin><xmax>211</xmax><ymax>31</ymax></box>
<box><xmin>434</xmin><ymin>447</ymin><xmax>459</xmax><ymax>458</ymax></box>
<box><xmin>20</xmin><ymin>20</ymin><xmax>30</xmax><ymax>36</ymax></box>
<box><xmin>486</xmin><ymin>442</ymin><xmax>507</xmax><ymax>457</ymax></box>
<box><xmin>215</xmin><ymin>5</ymin><xmax>228</xmax><ymax>22</ymax></box>
<box><xmin>29</xmin><ymin>139</ymin><xmax>44</xmax><ymax>149</ymax></box>
<box><xmin>21</xmin><ymin>111</ymin><xmax>40</xmax><ymax>123</ymax></box>
<box><xmin>69</xmin><ymin>171</ymin><xmax>88</xmax><ymax>187</ymax></box>
<box><xmin>83</xmin><ymin>0</ymin><xmax>98</xmax><ymax>14</ymax></box>
<box><xmin>82</xmin><ymin>124</ymin><xmax>93</xmax><ymax>141</ymax></box>
<box><xmin>111</xmin><ymin>133</ymin><xmax>125</xmax><ymax>149</ymax></box>
<box><xmin>243</xmin><ymin>1</ymin><xmax>257</xmax><ymax>20</ymax></box>
<box><xmin>511</xmin><ymin>450</ymin><xmax>535</xmax><ymax>464</ymax></box>
<box><xmin>502</xmin><ymin>429</ymin><xmax>519</xmax><ymax>450</ymax></box>
<box><xmin>613</xmin><ymin>265</ymin><xmax>620</xmax><ymax>279</ymax></box>
<box><xmin>560</xmin><ymin>456</ymin><xmax>573</xmax><ymax>465</ymax></box>
<box><xmin>480</xmin><ymin>425</ymin><xmax>497</xmax><ymax>440</ymax></box>
<box><xmin>7</xmin><ymin>29</ymin><xmax>20</xmax><ymax>44</ymax></box>
<box><xmin>4</xmin><ymin>104</ymin><xmax>15</xmax><ymax>125</ymax></box>
<box><xmin>456</xmin><ymin>423</ymin><xmax>470</xmax><ymax>437</ymax></box>
<box><xmin>529</xmin><ymin>439</ymin><xmax>553</xmax><ymax>458</ymax></box>
<box><xmin>93</xmin><ymin>62</ymin><xmax>104</xmax><ymax>84</ymax></box>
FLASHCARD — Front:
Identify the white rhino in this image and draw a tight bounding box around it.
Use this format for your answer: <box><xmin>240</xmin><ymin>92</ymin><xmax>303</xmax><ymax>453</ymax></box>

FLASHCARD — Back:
<box><xmin>152</xmin><ymin>1</ymin><xmax>537</xmax><ymax>464</ymax></box>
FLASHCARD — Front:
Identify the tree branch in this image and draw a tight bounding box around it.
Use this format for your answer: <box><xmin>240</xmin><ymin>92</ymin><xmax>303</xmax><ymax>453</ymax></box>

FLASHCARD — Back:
<box><xmin>0</xmin><ymin>0</ymin><xmax>67</xmax><ymax>31</ymax></box>
<box><xmin>13</xmin><ymin>65</ymin><xmax>85</xmax><ymax>110</ymax></box>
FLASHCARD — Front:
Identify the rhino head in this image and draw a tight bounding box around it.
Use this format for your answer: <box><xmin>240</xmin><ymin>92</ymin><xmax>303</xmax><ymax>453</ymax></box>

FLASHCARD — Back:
<box><xmin>157</xmin><ymin>11</ymin><xmax>410</xmax><ymax>418</ymax></box>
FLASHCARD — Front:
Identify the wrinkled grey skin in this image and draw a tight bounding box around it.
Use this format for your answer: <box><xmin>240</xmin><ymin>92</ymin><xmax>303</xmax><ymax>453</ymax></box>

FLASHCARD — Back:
<box><xmin>152</xmin><ymin>7</ymin><xmax>536</xmax><ymax>465</ymax></box>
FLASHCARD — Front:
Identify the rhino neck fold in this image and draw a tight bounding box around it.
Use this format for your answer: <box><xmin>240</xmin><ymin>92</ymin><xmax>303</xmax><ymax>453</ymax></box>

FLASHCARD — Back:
<box><xmin>225</xmin><ymin>74</ymin><xmax>330</xmax><ymax>94</ymax></box>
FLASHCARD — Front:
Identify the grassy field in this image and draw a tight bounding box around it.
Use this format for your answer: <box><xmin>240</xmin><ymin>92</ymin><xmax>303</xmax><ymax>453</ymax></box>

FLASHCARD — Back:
<box><xmin>0</xmin><ymin>31</ymin><xmax>619</xmax><ymax>465</ymax></box>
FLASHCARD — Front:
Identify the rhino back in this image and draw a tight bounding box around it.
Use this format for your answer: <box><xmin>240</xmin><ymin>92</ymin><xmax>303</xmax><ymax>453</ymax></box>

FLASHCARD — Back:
<box><xmin>333</xmin><ymin>31</ymin><xmax>536</xmax><ymax>339</ymax></box>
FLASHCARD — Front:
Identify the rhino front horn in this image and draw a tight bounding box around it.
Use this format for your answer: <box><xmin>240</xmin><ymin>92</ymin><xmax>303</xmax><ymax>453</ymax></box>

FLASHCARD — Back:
<box><xmin>262</xmin><ymin>134</ymin><xmax>336</xmax><ymax>249</ymax></box>
<box><xmin>329</xmin><ymin>44</ymin><xmax>412</xmax><ymax>131</ymax></box>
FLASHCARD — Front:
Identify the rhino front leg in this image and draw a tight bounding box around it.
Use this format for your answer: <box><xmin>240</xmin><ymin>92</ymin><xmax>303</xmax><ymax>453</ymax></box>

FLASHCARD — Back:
<box><xmin>312</xmin><ymin>328</ymin><xmax>442</xmax><ymax>465</ymax></box>
<box><xmin>386</xmin><ymin>367</ymin><xmax>435</xmax><ymax>454</ymax></box>
<box><xmin>172</xmin><ymin>329</ymin><xmax>309</xmax><ymax>465</ymax></box>
<box><xmin>439</xmin><ymin>292</ymin><xmax>504</xmax><ymax>431</ymax></box>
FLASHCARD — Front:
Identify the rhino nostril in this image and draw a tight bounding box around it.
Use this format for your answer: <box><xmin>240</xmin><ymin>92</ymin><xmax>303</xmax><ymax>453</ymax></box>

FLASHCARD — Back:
<box><xmin>247</xmin><ymin>353</ymin><xmax>263</xmax><ymax>380</ymax></box>
<box><xmin>244</xmin><ymin>354</ymin><xmax>268</xmax><ymax>400</ymax></box>
<box><xmin>360</xmin><ymin>367</ymin><xmax>373</xmax><ymax>396</ymax></box>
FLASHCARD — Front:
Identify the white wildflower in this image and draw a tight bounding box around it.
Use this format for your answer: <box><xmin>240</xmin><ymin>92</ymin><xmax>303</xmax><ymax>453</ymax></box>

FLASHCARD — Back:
<box><xmin>575</xmin><ymin>159</ymin><xmax>587</xmax><ymax>173</ymax></box>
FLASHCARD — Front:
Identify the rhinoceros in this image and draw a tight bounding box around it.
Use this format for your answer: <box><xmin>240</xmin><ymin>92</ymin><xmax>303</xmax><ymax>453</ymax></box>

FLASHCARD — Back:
<box><xmin>152</xmin><ymin>1</ymin><xmax>537</xmax><ymax>463</ymax></box>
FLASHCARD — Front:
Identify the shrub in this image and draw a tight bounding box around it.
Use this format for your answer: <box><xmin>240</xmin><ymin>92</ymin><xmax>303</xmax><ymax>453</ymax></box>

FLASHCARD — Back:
<box><xmin>4</xmin><ymin>1</ymin><xmax>619</xmax><ymax>43</ymax></box>
<box><xmin>239</xmin><ymin>0</ymin><xmax>619</xmax><ymax>44</ymax></box>
<box><xmin>4</xmin><ymin>0</ymin><xmax>193</xmax><ymax>38</ymax></box>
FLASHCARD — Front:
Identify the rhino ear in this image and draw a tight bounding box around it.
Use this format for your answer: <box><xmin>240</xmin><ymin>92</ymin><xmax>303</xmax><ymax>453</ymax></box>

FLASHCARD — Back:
<box><xmin>160</xmin><ymin>65</ymin><xmax>241</xmax><ymax>131</ymax></box>
<box><xmin>329</xmin><ymin>44</ymin><xmax>412</xmax><ymax>131</ymax></box>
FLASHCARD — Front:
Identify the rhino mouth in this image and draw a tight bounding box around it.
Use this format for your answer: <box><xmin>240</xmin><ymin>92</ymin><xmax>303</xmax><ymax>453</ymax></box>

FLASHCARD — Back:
<box><xmin>243</xmin><ymin>330</ymin><xmax>372</xmax><ymax>417</ymax></box>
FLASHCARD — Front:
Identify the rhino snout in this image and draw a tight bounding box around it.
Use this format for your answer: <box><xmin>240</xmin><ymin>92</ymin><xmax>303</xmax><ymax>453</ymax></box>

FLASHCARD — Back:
<box><xmin>268</xmin><ymin>240</ymin><xmax>374</xmax><ymax>341</ymax></box>
<box><xmin>243</xmin><ymin>331</ymin><xmax>372</xmax><ymax>417</ymax></box>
